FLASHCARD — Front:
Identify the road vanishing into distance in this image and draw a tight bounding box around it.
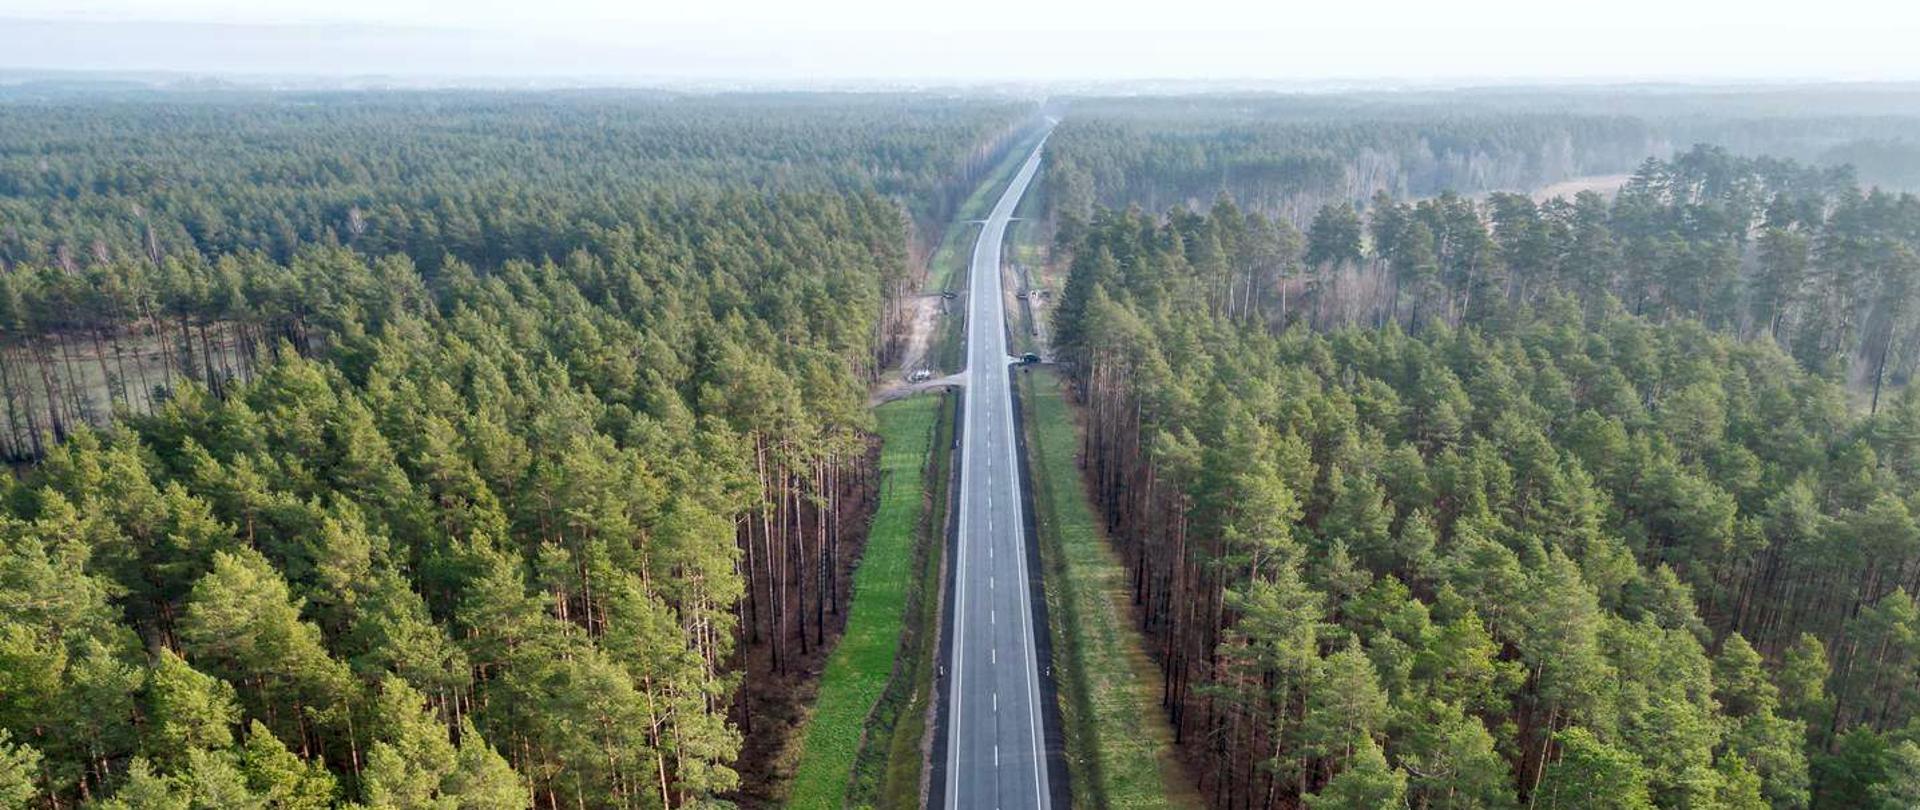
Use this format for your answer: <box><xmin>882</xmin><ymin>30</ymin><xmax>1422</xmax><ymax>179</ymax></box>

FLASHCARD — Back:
<box><xmin>946</xmin><ymin>131</ymin><xmax>1054</xmax><ymax>810</ymax></box>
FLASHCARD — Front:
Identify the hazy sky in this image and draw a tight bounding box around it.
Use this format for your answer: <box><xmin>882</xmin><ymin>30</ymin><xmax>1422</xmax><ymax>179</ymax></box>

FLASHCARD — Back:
<box><xmin>4</xmin><ymin>0</ymin><xmax>1917</xmax><ymax>83</ymax></box>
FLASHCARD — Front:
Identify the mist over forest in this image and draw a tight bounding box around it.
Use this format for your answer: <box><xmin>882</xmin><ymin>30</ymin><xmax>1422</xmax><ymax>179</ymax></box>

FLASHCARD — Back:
<box><xmin>1</xmin><ymin>46</ymin><xmax>1920</xmax><ymax>810</ymax></box>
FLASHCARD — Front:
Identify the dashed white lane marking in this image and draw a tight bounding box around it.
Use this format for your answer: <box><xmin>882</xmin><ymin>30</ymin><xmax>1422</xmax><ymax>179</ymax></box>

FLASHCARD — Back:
<box><xmin>990</xmin><ymin>610</ymin><xmax>995</xmax><ymax>625</ymax></box>
<box><xmin>945</xmin><ymin>134</ymin><xmax>1052</xmax><ymax>810</ymax></box>
<box><xmin>991</xmin><ymin>648</ymin><xmax>996</xmax><ymax>664</ymax></box>
<box><xmin>994</xmin><ymin>692</ymin><xmax>998</xmax><ymax>712</ymax></box>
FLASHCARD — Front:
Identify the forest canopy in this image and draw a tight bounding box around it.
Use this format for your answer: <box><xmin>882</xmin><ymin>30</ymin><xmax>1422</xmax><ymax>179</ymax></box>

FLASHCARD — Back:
<box><xmin>8</xmin><ymin>78</ymin><xmax>1920</xmax><ymax>809</ymax></box>
<box><xmin>0</xmin><ymin>89</ymin><xmax>1034</xmax><ymax>808</ymax></box>
<box><xmin>0</xmin><ymin>91</ymin><xmax>1032</xmax><ymax>269</ymax></box>
<box><xmin>1045</xmin><ymin>154</ymin><xmax>1920</xmax><ymax>805</ymax></box>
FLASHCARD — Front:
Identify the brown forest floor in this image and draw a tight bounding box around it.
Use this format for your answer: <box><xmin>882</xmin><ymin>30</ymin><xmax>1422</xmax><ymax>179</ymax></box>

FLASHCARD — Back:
<box><xmin>725</xmin><ymin>444</ymin><xmax>882</xmax><ymax>808</ymax></box>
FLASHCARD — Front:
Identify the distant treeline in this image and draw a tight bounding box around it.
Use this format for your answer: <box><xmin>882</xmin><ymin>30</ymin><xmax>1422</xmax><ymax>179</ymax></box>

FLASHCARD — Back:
<box><xmin>0</xmin><ymin>92</ymin><xmax>1034</xmax><ymax>271</ymax></box>
<box><xmin>1043</xmin><ymin>90</ymin><xmax>1920</xmax><ymax>226</ymax></box>
<box><xmin>1055</xmin><ymin>144</ymin><xmax>1920</xmax><ymax>400</ymax></box>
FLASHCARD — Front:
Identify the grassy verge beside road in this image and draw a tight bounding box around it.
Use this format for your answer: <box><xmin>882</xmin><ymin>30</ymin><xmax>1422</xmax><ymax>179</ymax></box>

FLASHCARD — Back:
<box><xmin>788</xmin><ymin>391</ymin><xmax>954</xmax><ymax>808</ymax></box>
<box><xmin>933</xmin><ymin>299</ymin><xmax>968</xmax><ymax>375</ymax></box>
<box><xmin>1016</xmin><ymin>368</ymin><xmax>1200</xmax><ymax>810</ymax></box>
<box><xmin>925</xmin><ymin>220</ymin><xmax>976</xmax><ymax>298</ymax></box>
<box><xmin>1003</xmin><ymin>150</ymin><xmax>1051</xmax><ymax>358</ymax></box>
<box><xmin>1004</xmin><ymin>219</ymin><xmax>1047</xmax><ymax>357</ymax></box>
<box><xmin>855</xmin><ymin>390</ymin><xmax>956</xmax><ymax>808</ymax></box>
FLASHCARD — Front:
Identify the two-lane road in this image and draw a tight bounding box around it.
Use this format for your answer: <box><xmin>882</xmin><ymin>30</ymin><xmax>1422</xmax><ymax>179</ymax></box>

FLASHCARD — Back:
<box><xmin>946</xmin><ymin>132</ymin><xmax>1053</xmax><ymax>810</ymax></box>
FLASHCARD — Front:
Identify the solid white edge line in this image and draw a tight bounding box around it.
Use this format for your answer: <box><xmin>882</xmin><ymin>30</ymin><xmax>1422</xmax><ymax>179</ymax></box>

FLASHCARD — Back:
<box><xmin>946</xmin><ymin>129</ymin><xmax>1053</xmax><ymax>810</ymax></box>
<box><xmin>999</xmin><ymin>140</ymin><xmax>1054</xmax><ymax>810</ymax></box>
<box><xmin>945</xmin><ymin>153</ymin><xmax>980</xmax><ymax>810</ymax></box>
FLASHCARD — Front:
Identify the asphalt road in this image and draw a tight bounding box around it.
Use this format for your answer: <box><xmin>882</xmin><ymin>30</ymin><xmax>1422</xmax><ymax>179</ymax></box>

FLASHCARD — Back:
<box><xmin>945</xmin><ymin>132</ymin><xmax>1053</xmax><ymax>810</ymax></box>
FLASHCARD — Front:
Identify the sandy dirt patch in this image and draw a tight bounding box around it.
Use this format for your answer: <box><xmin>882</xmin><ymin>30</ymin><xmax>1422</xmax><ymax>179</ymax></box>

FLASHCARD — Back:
<box><xmin>1533</xmin><ymin>173</ymin><xmax>1633</xmax><ymax>202</ymax></box>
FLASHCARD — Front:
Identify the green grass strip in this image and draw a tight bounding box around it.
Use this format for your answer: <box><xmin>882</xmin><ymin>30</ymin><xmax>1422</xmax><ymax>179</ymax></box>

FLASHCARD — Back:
<box><xmin>854</xmin><ymin>389</ymin><xmax>955</xmax><ymax>808</ymax></box>
<box><xmin>788</xmin><ymin>393</ymin><xmax>944</xmax><ymax>807</ymax></box>
<box><xmin>926</xmin><ymin>127</ymin><xmax>1048</xmax><ymax>293</ymax></box>
<box><xmin>1017</xmin><ymin>368</ymin><xmax>1200</xmax><ymax>810</ymax></box>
